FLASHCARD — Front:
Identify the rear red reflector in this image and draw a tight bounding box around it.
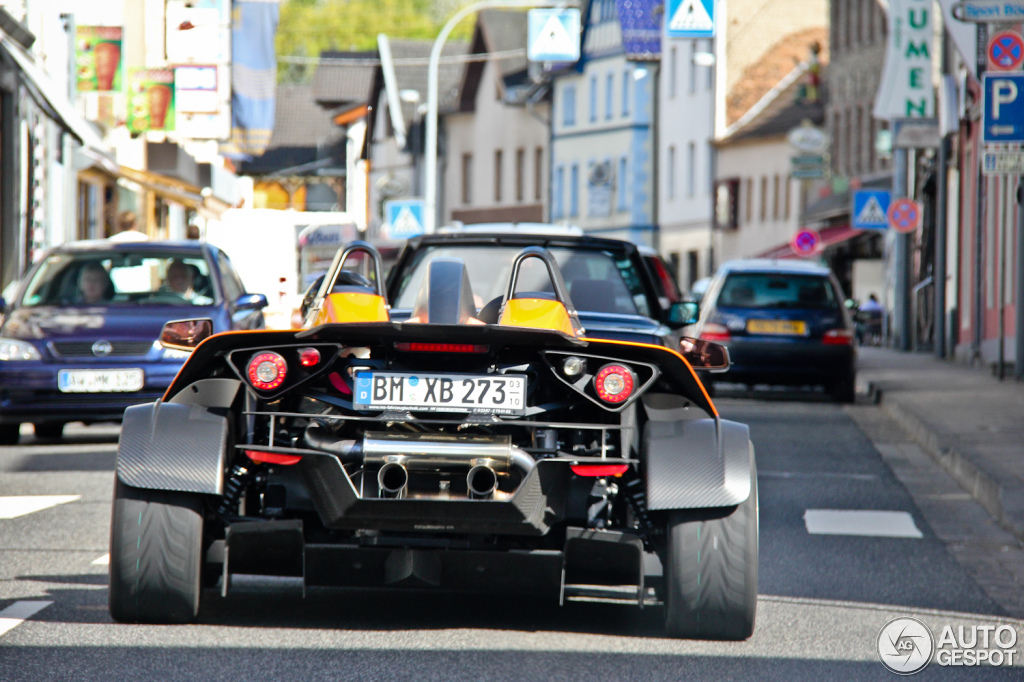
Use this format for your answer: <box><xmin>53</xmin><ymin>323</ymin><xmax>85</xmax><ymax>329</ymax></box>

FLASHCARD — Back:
<box><xmin>571</xmin><ymin>464</ymin><xmax>630</xmax><ymax>477</ymax></box>
<box><xmin>823</xmin><ymin>329</ymin><xmax>854</xmax><ymax>345</ymax></box>
<box><xmin>299</xmin><ymin>347</ymin><xmax>321</xmax><ymax>367</ymax></box>
<box><xmin>245</xmin><ymin>450</ymin><xmax>302</xmax><ymax>465</ymax></box>
<box><xmin>394</xmin><ymin>342</ymin><xmax>489</xmax><ymax>353</ymax></box>
<box><xmin>700</xmin><ymin>323</ymin><xmax>731</xmax><ymax>342</ymax></box>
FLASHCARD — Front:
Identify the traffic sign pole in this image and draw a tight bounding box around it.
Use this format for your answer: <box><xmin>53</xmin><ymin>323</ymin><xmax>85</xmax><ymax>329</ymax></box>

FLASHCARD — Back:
<box><xmin>893</xmin><ymin>144</ymin><xmax>910</xmax><ymax>351</ymax></box>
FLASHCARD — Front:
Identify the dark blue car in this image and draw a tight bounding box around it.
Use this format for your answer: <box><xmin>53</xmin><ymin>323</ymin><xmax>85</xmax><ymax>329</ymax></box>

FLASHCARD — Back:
<box><xmin>0</xmin><ymin>240</ymin><xmax>267</xmax><ymax>444</ymax></box>
<box><xmin>692</xmin><ymin>259</ymin><xmax>857</xmax><ymax>402</ymax></box>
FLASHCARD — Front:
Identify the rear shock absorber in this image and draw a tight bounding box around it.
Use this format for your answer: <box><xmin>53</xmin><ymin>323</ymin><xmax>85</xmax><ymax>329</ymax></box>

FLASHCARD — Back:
<box><xmin>622</xmin><ymin>475</ymin><xmax>653</xmax><ymax>537</ymax></box>
<box><xmin>218</xmin><ymin>462</ymin><xmax>255</xmax><ymax>516</ymax></box>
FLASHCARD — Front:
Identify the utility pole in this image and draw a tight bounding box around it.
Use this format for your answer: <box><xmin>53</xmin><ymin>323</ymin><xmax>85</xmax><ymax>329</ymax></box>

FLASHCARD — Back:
<box><xmin>424</xmin><ymin>0</ymin><xmax>578</xmax><ymax>234</ymax></box>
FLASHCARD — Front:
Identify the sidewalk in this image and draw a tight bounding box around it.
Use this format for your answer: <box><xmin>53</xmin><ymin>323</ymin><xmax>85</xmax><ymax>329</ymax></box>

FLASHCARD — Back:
<box><xmin>857</xmin><ymin>347</ymin><xmax>1024</xmax><ymax>542</ymax></box>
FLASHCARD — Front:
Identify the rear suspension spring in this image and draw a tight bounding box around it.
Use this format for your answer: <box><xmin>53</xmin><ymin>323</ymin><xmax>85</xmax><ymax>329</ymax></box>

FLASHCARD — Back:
<box><xmin>218</xmin><ymin>463</ymin><xmax>255</xmax><ymax>516</ymax></box>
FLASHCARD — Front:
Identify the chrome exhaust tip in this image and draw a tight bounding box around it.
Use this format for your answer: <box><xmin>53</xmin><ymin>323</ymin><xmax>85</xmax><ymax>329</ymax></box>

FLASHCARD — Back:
<box><xmin>466</xmin><ymin>465</ymin><xmax>498</xmax><ymax>499</ymax></box>
<box><xmin>378</xmin><ymin>462</ymin><xmax>409</xmax><ymax>498</ymax></box>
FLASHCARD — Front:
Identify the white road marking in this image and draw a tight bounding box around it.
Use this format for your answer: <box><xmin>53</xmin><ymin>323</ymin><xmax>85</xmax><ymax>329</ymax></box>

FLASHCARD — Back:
<box><xmin>803</xmin><ymin>509</ymin><xmax>923</xmax><ymax>538</ymax></box>
<box><xmin>91</xmin><ymin>554</ymin><xmax>109</xmax><ymax>565</ymax></box>
<box><xmin>0</xmin><ymin>495</ymin><xmax>80</xmax><ymax>519</ymax></box>
<box><xmin>0</xmin><ymin>601</ymin><xmax>53</xmax><ymax>638</ymax></box>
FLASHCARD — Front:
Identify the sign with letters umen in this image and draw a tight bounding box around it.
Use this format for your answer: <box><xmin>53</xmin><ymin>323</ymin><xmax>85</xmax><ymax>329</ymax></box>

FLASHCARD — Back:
<box><xmin>874</xmin><ymin>0</ymin><xmax>935</xmax><ymax>119</ymax></box>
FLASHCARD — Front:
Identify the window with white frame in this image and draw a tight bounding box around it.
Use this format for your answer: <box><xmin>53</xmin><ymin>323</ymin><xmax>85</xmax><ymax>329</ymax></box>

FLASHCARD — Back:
<box><xmin>570</xmin><ymin>164</ymin><xmax>579</xmax><ymax>216</ymax></box>
<box><xmin>617</xmin><ymin>157</ymin><xmax>628</xmax><ymax>211</ymax></box>
<box><xmin>553</xmin><ymin>165</ymin><xmax>565</xmax><ymax>218</ymax></box>
<box><xmin>622</xmin><ymin>70</ymin><xmax>630</xmax><ymax>116</ymax></box>
<box><xmin>687</xmin><ymin>142</ymin><xmax>696</xmax><ymax>197</ymax></box>
<box><xmin>563</xmin><ymin>85</ymin><xmax>576</xmax><ymax>127</ymax></box>
<box><xmin>667</xmin><ymin>145</ymin><xmax>676</xmax><ymax>200</ymax></box>
<box><xmin>589</xmin><ymin>75</ymin><xmax>597</xmax><ymax>122</ymax></box>
<box><xmin>605</xmin><ymin>72</ymin><xmax>613</xmax><ymax>119</ymax></box>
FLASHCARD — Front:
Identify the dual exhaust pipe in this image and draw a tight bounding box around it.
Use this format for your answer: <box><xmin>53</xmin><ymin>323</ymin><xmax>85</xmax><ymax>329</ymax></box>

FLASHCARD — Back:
<box><xmin>377</xmin><ymin>461</ymin><xmax>499</xmax><ymax>499</ymax></box>
<box><xmin>305</xmin><ymin>424</ymin><xmax>533</xmax><ymax>500</ymax></box>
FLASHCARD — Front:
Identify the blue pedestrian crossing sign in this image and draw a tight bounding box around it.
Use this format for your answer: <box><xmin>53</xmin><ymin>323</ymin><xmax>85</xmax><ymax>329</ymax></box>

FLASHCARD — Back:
<box><xmin>667</xmin><ymin>0</ymin><xmax>716</xmax><ymax>39</ymax></box>
<box><xmin>528</xmin><ymin>9</ymin><xmax>581</xmax><ymax>63</ymax></box>
<box><xmin>384</xmin><ymin>199</ymin><xmax>425</xmax><ymax>239</ymax></box>
<box><xmin>852</xmin><ymin>190</ymin><xmax>891</xmax><ymax>230</ymax></box>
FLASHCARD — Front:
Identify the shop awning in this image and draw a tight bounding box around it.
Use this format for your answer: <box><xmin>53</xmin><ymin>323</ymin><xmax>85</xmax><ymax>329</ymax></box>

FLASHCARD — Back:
<box><xmin>757</xmin><ymin>224</ymin><xmax>867</xmax><ymax>260</ymax></box>
<box><xmin>0</xmin><ymin>31</ymin><xmax>108</xmax><ymax>152</ymax></box>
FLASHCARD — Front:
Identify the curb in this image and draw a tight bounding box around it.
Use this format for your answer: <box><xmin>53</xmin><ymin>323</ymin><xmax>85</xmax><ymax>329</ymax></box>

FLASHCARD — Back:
<box><xmin>869</xmin><ymin>382</ymin><xmax>1024</xmax><ymax>543</ymax></box>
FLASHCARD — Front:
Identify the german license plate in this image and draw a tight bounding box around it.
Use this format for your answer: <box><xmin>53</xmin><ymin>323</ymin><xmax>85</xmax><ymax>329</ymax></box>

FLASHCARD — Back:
<box><xmin>746</xmin><ymin>319</ymin><xmax>807</xmax><ymax>335</ymax></box>
<box><xmin>353</xmin><ymin>372</ymin><xmax>526</xmax><ymax>414</ymax></box>
<box><xmin>58</xmin><ymin>369</ymin><xmax>144</xmax><ymax>393</ymax></box>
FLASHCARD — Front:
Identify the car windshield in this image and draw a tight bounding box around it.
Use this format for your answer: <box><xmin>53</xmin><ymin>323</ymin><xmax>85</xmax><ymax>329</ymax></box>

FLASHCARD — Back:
<box><xmin>18</xmin><ymin>251</ymin><xmax>217</xmax><ymax>308</ymax></box>
<box><xmin>392</xmin><ymin>245</ymin><xmax>651</xmax><ymax>317</ymax></box>
<box><xmin>717</xmin><ymin>273</ymin><xmax>838</xmax><ymax>310</ymax></box>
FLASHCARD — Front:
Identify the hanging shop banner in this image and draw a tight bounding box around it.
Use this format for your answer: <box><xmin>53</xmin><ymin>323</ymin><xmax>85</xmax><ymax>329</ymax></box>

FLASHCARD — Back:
<box><xmin>75</xmin><ymin>26</ymin><xmax>122</xmax><ymax>92</ymax></box>
<box><xmin>873</xmin><ymin>0</ymin><xmax>935</xmax><ymax>119</ymax></box>
<box><xmin>127</xmin><ymin>69</ymin><xmax>176</xmax><ymax>133</ymax></box>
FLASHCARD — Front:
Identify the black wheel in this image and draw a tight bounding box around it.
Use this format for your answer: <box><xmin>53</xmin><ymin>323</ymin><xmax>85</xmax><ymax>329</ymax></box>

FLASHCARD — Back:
<box><xmin>109</xmin><ymin>478</ymin><xmax>205</xmax><ymax>624</ymax></box>
<box><xmin>664</xmin><ymin>464</ymin><xmax>758</xmax><ymax>640</ymax></box>
<box><xmin>0</xmin><ymin>423</ymin><xmax>20</xmax><ymax>446</ymax></box>
<box><xmin>33</xmin><ymin>422</ymin><xmax>65</xmax><ymax>440</ymax></box>
<box><xmin>828</xmin><ymin>370</ymin><xmax>856</xmax><ymax>404</ymax></box>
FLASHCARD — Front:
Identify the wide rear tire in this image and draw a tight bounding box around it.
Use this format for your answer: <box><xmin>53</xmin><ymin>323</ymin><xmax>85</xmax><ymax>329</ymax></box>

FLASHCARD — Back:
<box><xmin>828</xmin><ymin>370</ymin><xmax>856</xmax><ymax>404</ymax></box>
<box><xmin>109</xmin><ymin>478</ymin><xmax>205</xmax><ymax>624</ymax></box>
<box><xmin>664</xmin><ymin>466</ymin><xmax>758</xmax><ymax>640</ymax></box>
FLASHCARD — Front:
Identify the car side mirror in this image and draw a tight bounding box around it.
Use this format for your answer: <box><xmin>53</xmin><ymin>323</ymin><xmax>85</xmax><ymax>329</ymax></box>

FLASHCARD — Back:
<box><xmin>236</xmin><ymin>293</ymin><xmax>268</xmax><ymax>311</ymax></box>
<box><xmin>160</xmin><ymin>318</ymin><xmax>214</xmax><ymax>351</ymax></box>
<box><xmin>0</xmin><ymin>296</ymin><xmax>6</xmax><ymax>313</ymax></box>
<box><xmin>680</xmin><ymin>336</ymin><xmax>731</xmax><ymax>372</ymax></box>
<box><xmin>668</xmin><ymin>301</ymin><xmax>700</xmax><ymax>328</ymax></box>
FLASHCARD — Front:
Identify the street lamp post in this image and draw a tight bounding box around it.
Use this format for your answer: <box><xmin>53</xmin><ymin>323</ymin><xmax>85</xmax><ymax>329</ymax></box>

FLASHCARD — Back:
<box><xmin>424</xmin><ymin>0</ymin><xmax>578</xmax><ymax>234</ymax></box>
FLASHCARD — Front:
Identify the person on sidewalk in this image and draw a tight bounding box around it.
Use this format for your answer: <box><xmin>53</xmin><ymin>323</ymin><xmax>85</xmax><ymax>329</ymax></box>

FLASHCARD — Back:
<box><xmin>109</xmin><ymin>211</ymin><xmax>148</xmax><ymax>241</ymax></box>
<box><xmin>857</xmin><ymin>293</ymin><xmax>883</xmax><ymax>345</ymax></box>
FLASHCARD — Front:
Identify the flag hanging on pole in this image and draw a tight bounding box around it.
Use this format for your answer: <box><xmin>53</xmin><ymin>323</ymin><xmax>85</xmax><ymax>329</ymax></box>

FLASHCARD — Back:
<box><xmin>221</xmin><ymin>0</ymin><xmax>280</xmax><ymax>159</ymax></box>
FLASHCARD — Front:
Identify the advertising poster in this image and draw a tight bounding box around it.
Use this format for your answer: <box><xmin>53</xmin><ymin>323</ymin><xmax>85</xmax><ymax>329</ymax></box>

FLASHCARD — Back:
<box><xmin>75</xmin><ymin>26</ymin><xmax>123</xmax><ymax>92</ymax></box>
<box><xmin>127</xmin><ymin>69</ymin><xmax>176</xmax><ymax>133</ymax></box>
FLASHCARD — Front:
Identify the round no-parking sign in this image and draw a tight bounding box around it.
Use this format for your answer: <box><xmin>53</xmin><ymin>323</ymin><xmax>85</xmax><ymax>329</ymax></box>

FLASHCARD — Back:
<box><xmin>888</xmin><ymin>198</ymin><xmax>922</xmax><ymax>234</ymax></box>
<box><xmin>790</xmin><ymin>228</ymin><xmax>821</xmax><ymax>257</ymax></box>
<box><xmin>988</xmin><ymin>30</ymin><xmax>1024</xmax><ymax>71</ymax></box>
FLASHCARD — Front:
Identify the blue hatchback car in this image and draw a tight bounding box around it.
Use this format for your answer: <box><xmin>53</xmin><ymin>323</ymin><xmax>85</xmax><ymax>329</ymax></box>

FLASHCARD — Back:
<box><xmin>692</xmin><ymin>259</ymin><xmax>857</xmax><ymax>402</ymax></box>
<box><xmin>0</xmin><ymin>240</ymin><xmax>267</xmax><ymax>444</ymax></box>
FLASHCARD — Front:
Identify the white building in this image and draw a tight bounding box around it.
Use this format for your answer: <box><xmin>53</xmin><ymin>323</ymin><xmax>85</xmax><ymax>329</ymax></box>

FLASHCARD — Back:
<box><xmin>548</xmin><ymin>0</ymin><xmax>659</xmax><ymax>246</ymax></box>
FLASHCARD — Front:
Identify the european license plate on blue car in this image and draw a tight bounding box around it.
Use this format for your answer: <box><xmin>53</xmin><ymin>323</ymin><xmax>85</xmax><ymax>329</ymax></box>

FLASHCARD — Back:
<box><xmin>353</xmin><ymin>372</ymin><xmax>526</xmax><ymax>414</ymax></box>
<box><xmin>57</xmin><ymin>369</ymin><xmax>144</xmax><ymax>393</ymax></box>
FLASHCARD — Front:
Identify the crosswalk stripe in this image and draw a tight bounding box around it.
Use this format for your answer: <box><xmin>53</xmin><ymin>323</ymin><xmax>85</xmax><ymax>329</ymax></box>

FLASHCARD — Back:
<box><xmin>0</xmin><ymin>601</ymin><xmax>53</xmax><ymax>638</ymax></box>
<box><xmin>0</xmin><ymin>495</ymin><xmax>80</xmax><ymax>519</ymax></box>
<box><xmin>91</xmin><ymin>554</ymin><xmax>110</xmax><ymax>565</ymax></box>
<box><xmin>803</xmin><ymin>509</ymin><xmax>923</xmax><ymax>538</ymax></box>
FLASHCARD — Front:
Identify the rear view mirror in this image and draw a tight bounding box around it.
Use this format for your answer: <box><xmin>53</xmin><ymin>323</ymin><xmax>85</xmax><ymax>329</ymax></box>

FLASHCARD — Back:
<box><xmin>236</xmin><ymin>293</ymin><xmax>268</xmax><ymax>311</ymax></box>
<box><xmin>668</xmin><ymin>301</ymin><xmax>700</xmax><ymax>327</ymax></box>
<box><xmin>680</xmin><ymin>336</ymin><xmax>731</xmax><ymax>372</ymax></box>
<box><xmin>160</xmin><ymin>318</ymin><xmax>213</xmax><ymax>351</ymax></box>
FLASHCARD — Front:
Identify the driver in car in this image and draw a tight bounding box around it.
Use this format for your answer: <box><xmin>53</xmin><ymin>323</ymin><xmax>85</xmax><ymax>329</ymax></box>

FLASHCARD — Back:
<box><xmin>163</xmin><ymin>259</ymin><xmax>213</xmax><ymax>305</ymax></box>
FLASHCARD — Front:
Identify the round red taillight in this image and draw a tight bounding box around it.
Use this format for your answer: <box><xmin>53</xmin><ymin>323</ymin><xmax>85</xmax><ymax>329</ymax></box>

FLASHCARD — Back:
<box><xmin>594</xmin><ymin>364</ymin><xmax>635</xmax><ymax>404</ymax></box>
<box><xmin>247</xmin><ymin>351</ymin><xmax>287</xmax><ymax>391</ymax></box>
<box><xmin>298</xmin><ymin>347</ymin><xmax>321</xmax><ymax>367</ymax></box>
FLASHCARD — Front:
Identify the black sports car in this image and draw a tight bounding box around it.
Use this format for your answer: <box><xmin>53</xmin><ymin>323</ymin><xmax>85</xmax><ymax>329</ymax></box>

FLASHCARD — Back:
<box><xmin>108</xmin><ymin>239</ymin><xmax>758</xmax><ymax>640</ymax></box>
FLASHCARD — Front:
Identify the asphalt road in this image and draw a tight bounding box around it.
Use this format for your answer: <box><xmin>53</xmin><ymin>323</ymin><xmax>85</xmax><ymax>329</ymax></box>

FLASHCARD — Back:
<box><xmin>1</xmin><ymin>397</ymin><xmax>1021</xmax><ymax>681</ymax></box>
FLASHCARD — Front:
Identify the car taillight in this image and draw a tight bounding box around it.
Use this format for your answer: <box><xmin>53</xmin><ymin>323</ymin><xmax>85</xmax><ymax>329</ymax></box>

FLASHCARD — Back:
<box><xmin>823</xmin><ymin>329</ymin><xmax>854</xmax><ymax>345</ymax></box>
<box><xmin>700</xmin><ymin>323</ymin><xmax>731</xmax><ymax>342</ymax></box>
<box><xmin>571</xmin><ymin>463</ymin><xmax>630</xmax><ymax>477</ymax></box>
<box><xmin>394</xmin><ymin>342</ymin><xmax>489</xmax><ymax>353</ymax></box>
<box><xmin>245</xmin><ymin>449</ymin><xmax>302</xmax><ymax>465</ymax></box>
<box><xmin>298</xmin><ymin>347</ymin><xmax>321</xmax><ymax>367</ymax></box>
<box><xmin>247</xmin><ymin>351</ymin><xmax>287</xmax><ymax>391</ymax></box>
<box><xmin>594</xmin><ymin>364</ymin><xmax>635</xmax><ymax>404</ymax></box>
